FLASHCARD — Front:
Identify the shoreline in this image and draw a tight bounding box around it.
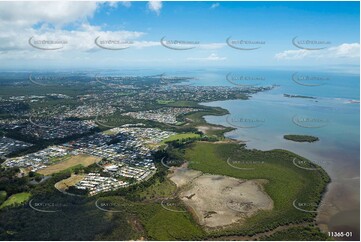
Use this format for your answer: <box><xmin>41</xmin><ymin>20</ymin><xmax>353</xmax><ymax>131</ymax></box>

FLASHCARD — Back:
<box><xmin>193</xmin><ymin>96</ymin><xmax>334</xmax><ymax>236</ymax></box>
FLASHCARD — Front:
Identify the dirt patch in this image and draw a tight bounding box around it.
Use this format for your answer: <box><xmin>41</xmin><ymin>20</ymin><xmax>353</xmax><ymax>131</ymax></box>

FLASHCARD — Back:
<box><xmin>169</xmin><ymin>167</ymin><xmax>273</xmax><ymax>228</ymax></box>
<box><xmin>38</xmin><ymin>154</ymin><xmax>101</xmax><ymax>175</ymax></box>
<box><xmin>196</xmin><ymin>125</ymin><xmax>224</xmax><ymax>134</ymax></box>
<box><xmin>55</xmin><ymin>174</ymin><xmax>84</xmax><ymax>192</ymax></box>
<box><xmin>168</xmin><ymin>166</ymin><xmax>202</xmax><ymax>188</ymax></box>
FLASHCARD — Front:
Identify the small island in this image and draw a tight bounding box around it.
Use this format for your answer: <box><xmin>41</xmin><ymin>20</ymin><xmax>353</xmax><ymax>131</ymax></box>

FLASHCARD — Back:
<box><xmin>283</xmin><ymin>134</ymin><xmax>319</xmax><ymax>143</ymax></box>
<box><xmin>284</xmin><ymin>94</ymin><xmax>316</xmax><ymax>99</ymax></box>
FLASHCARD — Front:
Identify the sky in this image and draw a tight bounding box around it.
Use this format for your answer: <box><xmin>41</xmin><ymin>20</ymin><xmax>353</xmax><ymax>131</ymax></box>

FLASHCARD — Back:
<box><xmin>0</xmin><ymin>1</ymin><xmax>359</xmax><ymax>72</ymax></box>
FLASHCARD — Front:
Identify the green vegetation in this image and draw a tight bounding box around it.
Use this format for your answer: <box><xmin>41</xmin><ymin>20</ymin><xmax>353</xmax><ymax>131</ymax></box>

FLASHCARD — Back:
<box><xmin>0</xmin><ymin>76</ymin><xmax>330</xmax><ymax>240</ymax></box>
<box><xmin>49</xmin><ymin>154</ymin><xmax>71</xmax><ymax>164</ymax></box>
<box><xmin>0</xmin><ymin>192</ymin><xmax>31</xmax><ymax>209</ymax></box>
<box><xmin>0</xmin><ymin>140</ymin><xmax>330</xmax><ymax>240</ymax></box>
<box><xmin>140</xmin><ymin>203</ymin><xmax>204</xmax><ymax>240</ymax></box>
<box><xmin>157</xmin><ymin>99</ymin><xmax>174</xmax><ymax>104</ymax></box>
<box><xmin>185</xmin><ymin>142</ymin><xmax>329</xmax><ymax>237</ymax></box>
<box><xmin>135</xmin><ymin>179</ymin><xmax>176</xmax><ymax>200</ymax></box>
<box><xmin>93</xmin><ymin>195</ymin><xmax>204</xmax><ymax>241</ymax></box>
<box><xmin>284</xmin><ymin>134</ymin><xmax>319</xmax><ymax>143</ymax></box>
<box><xmin>0</xmin><ymin>167</ymin><xmax>30</xmax><ymax>196</ymax></box>
<box><xmin>0</xmin><ymin>83</ymin><xmax>93</xmax><ymax>98</ymax></box>
<box><xmin>165</xmin><ymin>100</ymin><xmax>202</xmax><ymax>107</ymax></box>
<box><xmin>0</xmin><ymin>191</ymin><xmax>7</xmax><ymax>205</ymax></box>
<box><xmin>161</xmin><ymin>132</ymin><xmax>201</xmax><ymax>145</ymax></box>
<box><xmin>261</xmin><ymin>226</ymin><xmax>331</xmax><ymax>241</ymax></box>
<box><xmin>0</xmin><ymin>169</ymin><xmax>136</xmax><ymax>241</ymax></box>
<box><xmin>182</xmin><ymin>107</ymin><xmax>234</xmax><ymax>137</ymax></box>
<box><xmin>284</xmin><ymin>94</ymin><xmax>316</xmax><ymax>99</ymax></box>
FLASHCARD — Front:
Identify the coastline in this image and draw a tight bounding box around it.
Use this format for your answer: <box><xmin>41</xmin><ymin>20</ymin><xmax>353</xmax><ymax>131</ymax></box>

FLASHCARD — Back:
<box><xmin>192</xmin><ymin>97</ymin><xmax>333</xmax><ymax>236</ymax></box>
<box><xmin>195</xmin><ymin>93</ymin><xmax>359</xmax><ymax>239</ymax></box>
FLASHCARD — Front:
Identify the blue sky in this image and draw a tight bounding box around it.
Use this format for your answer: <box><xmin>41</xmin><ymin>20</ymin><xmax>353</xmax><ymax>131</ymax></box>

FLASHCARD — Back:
<box><xmin>0</xmin><ymin>1</ymin><xmax>359</xmax><ymax>72</ymax></box>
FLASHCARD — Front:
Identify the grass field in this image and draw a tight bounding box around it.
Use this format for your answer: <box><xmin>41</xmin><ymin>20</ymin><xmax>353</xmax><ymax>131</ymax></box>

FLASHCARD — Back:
<box><xmin>37</xmin><ymin>154</ymin><xmax>101</xmax><ymax>175</ymax></box>
<box><xmin>184</xmin><ymin>142</ymin><xmax>329</xmax><ymax>236</ymax></box>
<box><xmin>49</xmin><ymin>154</ymin><xmax>71</xmax><ymax>164</ymax></box>
<box><xmin>160</xmin><ymin>132</ymin><xmax>201</xmax><ymax>145</ymax></box>
<box><xmin>0</xmin><ymin>192</ymin><xmax>31</xmax><ymax>209</ymax></box>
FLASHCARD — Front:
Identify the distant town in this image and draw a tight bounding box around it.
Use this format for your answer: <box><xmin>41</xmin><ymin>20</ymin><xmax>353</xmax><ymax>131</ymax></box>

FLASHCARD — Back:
<box><xmin>0</xmin><ymin>74</ymin><xmax>274</xmax><ymax>197</ymax></box>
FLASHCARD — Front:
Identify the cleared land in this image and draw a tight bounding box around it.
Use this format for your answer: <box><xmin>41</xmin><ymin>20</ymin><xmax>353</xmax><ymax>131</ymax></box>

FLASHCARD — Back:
<box><xmin>196</xmin><ymin>125</ymin><xmax>225</xmax><ymax>135</ymax></box>
<box><xmin>55</xmin><ymin>174</ymin><xmax>84</xmax><ymax>192</ymax></box>
<box><xmin>0</xmin><ymin>192</ymin><xmax>31</xmax><ymax>209</ymax></box>
<box><xmin>169</xmin><ymin>167</ymin><xmax>273</xmax><ymax>228</ymax></box>
<box><xmin>37</xmin><ymin>154</ymin><xmax>101</xmax><ymax>175</ymax></box>
<box><xmin>169</xmin><ymin>166</ymin><xmax>202</xmax><ymax>188</ymax></box>
<box><xmin>184</xmin><ymin>142</ymin><xmax>329</xmax><ymax>235</ymax></box>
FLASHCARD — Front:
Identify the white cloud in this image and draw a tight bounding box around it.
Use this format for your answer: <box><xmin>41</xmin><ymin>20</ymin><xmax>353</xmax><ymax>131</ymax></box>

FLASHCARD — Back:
<box><xmin>120</xmin><ymin>1</ymin><xmax>132</xmax><ymax>8</ymax></box>
<box><xmin>132</xmin><ymin>41</ymin><xmax>160</xmax><ymax>48</ymax></box>
<box><xmin>0</xmin><ymin>1</ymin><xmax>98</xmax><ymax>27</ymax></box>
<box><xmin>329</xmin><ymin>43</ymin><xmax>360</xmax><ymax>58</ymax></box>
<box><xmin>0</xmin><ymin>1</ymin><xmax>157</xmax><ymax>53</ymax></box>
<box><xmin>274</xmin><ymin>49</ymin><xmax>310</xmax><ymax>60</ymax></box>
<box><xmin>188</xmin><ymin>53</ymin><xmax>226</xmax><ymax>61</ymax></box>
<box><xmin>148</xmin><ymin>1</ymin><xmax>162</xmax><ymax>15</ymax></box>
<box><xmin>275</xmin><ymin>43</ymin><xmax>360</xmax><ymax>60</ymax></box>
<box><xmin>210</xmin><ymin>3</ymin><xmax>220</xmax><ymax>9</ymax></box>
<box><xmin>107</xmin><ymin>2</ymin><xmax>118</xmax><ymax>8</ymax></box>
<box><xmin>0</xmin><ymin>22</ymin><xmax>146</xmax><ymax>52</ymax></box>
<box><xmin>199</xmin><ymin>43</ymin><xmax>226</xmax><ymax>49</ymax></box>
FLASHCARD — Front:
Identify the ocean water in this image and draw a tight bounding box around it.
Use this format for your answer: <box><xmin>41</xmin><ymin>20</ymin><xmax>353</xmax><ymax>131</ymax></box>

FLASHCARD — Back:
<box><xmin>178</xmin><ymin>69</ymin><xmax>360</xmax><ymax>239</ymax></box>
<box><xmin>98</xmin><ymin>68</ymin><xmax>359</xmax><ymax>237</ymax></box>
